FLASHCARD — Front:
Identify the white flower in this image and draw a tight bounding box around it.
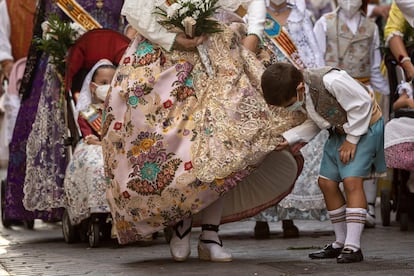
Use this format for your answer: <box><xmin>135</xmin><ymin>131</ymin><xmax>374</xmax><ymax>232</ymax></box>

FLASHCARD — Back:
<box><xmin>70</xmin><ymin>22</ymin><xmax>86</xmax><ymax>40</ymax></box>
<box><xmin>167</xmin><ymin>3</ymin><xmax>182</xmax><ymax>18</ymax></box>
<box><xmin>192</xmin><ymin>10</ymin><xmax>200</xmax><ymax>20</ymax></box>
<box><xmin>179</xmin><ymin>6</ymin><xmax>190</xmax><ymax>17</ymax></box>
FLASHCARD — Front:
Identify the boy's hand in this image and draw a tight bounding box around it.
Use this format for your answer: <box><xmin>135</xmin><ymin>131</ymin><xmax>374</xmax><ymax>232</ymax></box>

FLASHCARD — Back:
<box><xmin>275</xmin><ymin>136</ymin><xmax>289</xmax><ymax>151</ymax></box>
<box><xmin>290</xmin><ymin>142</ymin><xmax>307</xmax><ymax>155</ymax></box>
<box><xmin>338</xmin><ymin>140</ymin><xmax>356</xmax><ymax>164</ymax></box>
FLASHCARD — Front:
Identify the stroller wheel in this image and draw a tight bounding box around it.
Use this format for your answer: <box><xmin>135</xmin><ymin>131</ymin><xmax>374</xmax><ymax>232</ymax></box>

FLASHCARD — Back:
<box><xmin>381</xmin><ymin>188</ymin><xmax>391</xmax><ymax>226</ymax></box>
<box><xmin>62</xmin><ymin>210</ymin><xmax>78</xmax><ymax>243</ymax></box>
<box><xmin>88</xmin><ymin>221</ymin><xmax>100</xmax><ymax>248</ymax></box>
<box><xmin>1</xmin><ymin>180</ymin><xmax>12</xmax><ymax>228</ymax></box>
<box><xmin>102</xmin><ymin>222</ymin><xmax>112</xmax><ymax>241</ymax></box>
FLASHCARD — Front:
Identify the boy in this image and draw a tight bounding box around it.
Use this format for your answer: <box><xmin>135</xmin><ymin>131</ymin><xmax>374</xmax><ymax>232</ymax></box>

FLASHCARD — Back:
<box><xmin>314</xmin><ymin>0</ymin><xmax>390</xmax><ymax>227</ymax></box>
<box><xmin>261</xmin><ymin>63</ymin><xmax>386</xmax><ymax>263</ymax></box>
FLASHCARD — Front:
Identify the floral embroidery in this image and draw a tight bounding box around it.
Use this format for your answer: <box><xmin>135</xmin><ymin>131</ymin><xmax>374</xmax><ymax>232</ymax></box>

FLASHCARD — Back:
<box><xmin>163</xmin><ymin>100</ymin><xmax>173</xmax><ymax>109</ymax></box>
<box><xmin>210</xmin><ymin>169</ymin><xmax>251</xmax><ymax>195</ymax></box>
<box><xmin>126</xmin><ymin>82</ymin><xmax>153</xmax><ymax>106</ymax></box>
<box><xmin>184</xmin><ymin>161</ymin><xmax>193</xmax><ymax>171</ymax></box>
<box><xmin>113</xmin><ymin>121</ymin><xmax>122</xmax><ymax>130</ymax></box>
<box><xmin>126</xmin><ymin>131</ymin><xmax>182</xmax><ymax>195</ymax></box>
<box><xmin>122</xmin><ymin>191</ymin><xmax>131</xmax><ymax>199</ymax></box>
<box><xmin>170</xmin><ymin>61</ymin><xmax>196</xmax><ymax>102</ymax></box>
<box><xmin>132</xmin><ymin>41</ymin><xmax>162</xmax><ymax>67</ymax></box>
<box><xmin>135</xmin><ymin>41</ymin><xmax>154</xmax><ymax>57</ymax></box>
<box><xmin>123</xmin><ymin>57</ymin><xmax>131</xmax><ymax>65</ymax></box>
<box><xmin>128</xmin><ymin>96</ymin><xmax>139</xmax><ymax>106</ymax></box>
<box><xmin>171</xmin><ymin>85</ymin><xmax>195</xmax><ymax>102</ymax></box>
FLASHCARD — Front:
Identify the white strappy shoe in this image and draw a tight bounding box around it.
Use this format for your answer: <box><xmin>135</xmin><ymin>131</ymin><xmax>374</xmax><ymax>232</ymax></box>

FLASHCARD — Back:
<box><xmin>197</xmin><ymin>224</ymin><xmax>232</xmax><ymax>262</ymax></box>
<box><xmin>169</xmin><ymin>221</ymin><xmax>191</xmax><ymax>262</ymax></box>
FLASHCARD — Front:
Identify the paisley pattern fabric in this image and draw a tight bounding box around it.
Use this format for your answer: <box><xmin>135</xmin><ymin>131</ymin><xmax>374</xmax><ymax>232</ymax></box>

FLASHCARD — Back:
<box><xmin>64</xmin><ymin>141</ymin><xmax>109</xmax><ymax>225</ymax></box>
<box><xmin>102</xmin><ymin>23</ymin><xmax>304</xmax><ymax>244</ymax></box>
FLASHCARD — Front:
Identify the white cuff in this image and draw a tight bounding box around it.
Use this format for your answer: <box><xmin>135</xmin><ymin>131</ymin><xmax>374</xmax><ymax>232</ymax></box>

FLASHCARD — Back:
<box><xmin>246</xmin><ymin>0</ymin><xmax>266</xmax><ymax>41</ymax></box>
<box><xmin>346</xmin><ymin>134</ymin><xmax>360</xmax><ymax>145</ymax></box>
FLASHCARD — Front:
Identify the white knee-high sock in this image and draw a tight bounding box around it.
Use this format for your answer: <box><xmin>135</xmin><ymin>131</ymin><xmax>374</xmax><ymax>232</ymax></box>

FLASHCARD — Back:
<box><xmin>363</xmin><ymin>179</ymin><xmax>377</xmax><ymax>206</ymax></box>
<box><xmin>328</xmin><ymin>205</ymin><xmax>346</xmax><ymax>248</ymax></box>
<box><xmin>344</xmin><ymin>208</ymin><xmax>366</xmax><ymax>251</ymax></box>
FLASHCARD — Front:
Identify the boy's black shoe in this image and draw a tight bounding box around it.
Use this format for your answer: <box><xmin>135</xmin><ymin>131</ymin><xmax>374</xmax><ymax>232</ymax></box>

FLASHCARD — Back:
<box><xmin>336</xmin><ymin>248</ymin><xmax>364</xmax><ymax>263</ymax></box>
<box><xmin>308</xmin><ymin>244</ymin><xmax>343</xmax><ymax>259</ymax></box>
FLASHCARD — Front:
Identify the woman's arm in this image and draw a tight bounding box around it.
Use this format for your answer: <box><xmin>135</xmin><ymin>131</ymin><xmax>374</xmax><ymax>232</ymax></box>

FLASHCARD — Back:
<box><xmin>122</xmin><ymin>0</ymin><xmax>209</xmax><ymax>51</ymax></box>
<box><xmin>384</xmin><ymin>2</ymin><xmax>414</xmax><ymax>80</ymax></box>
<box><xmin>242</xmin><ymin>0</ymin><xmax>266</xmax><ymax>52</ymax></box>
<box><xmin>393</xmin><ymin>92</ymin><xmax>414</xmax><ymax>110</ymax></box>
<box><xmin>121</xmin><ymin>0</ymin><xmax>177</xmax><ymax>51</ymax></box>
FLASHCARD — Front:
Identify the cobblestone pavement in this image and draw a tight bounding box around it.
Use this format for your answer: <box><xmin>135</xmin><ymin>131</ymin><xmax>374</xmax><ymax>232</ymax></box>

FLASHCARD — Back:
<box><xmin>0</xmin><ymin>214</ymin><xmax>414</xmax><ymax>276</ymax></box>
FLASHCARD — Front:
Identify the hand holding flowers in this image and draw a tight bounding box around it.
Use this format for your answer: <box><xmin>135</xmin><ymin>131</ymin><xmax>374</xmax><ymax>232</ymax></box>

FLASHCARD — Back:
<box><xmin>154</xmin><ymin>0</ymin><xmax>222</xmax><ymax>77</ymax></box>
<box><xmin>154</xmin><ymin>0</ymin><xmax>222</xmax><ymax>37</ymax></box>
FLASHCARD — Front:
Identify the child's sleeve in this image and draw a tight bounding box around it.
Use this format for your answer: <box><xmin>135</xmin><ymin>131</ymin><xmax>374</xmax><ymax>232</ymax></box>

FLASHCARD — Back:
<box><xmin>77</xmin><ymin>116</ymin><xmax>94</xmax><ymax>138</ymax></box>
<box><xmin>283</xmin><ymin>118</ymin><xmax>321</xmax><ymax>145</ymax></box>
<box><xmin>323</xmin><ymin>70</ymin><xmax>372</xmax><ymax>144</ymax></box>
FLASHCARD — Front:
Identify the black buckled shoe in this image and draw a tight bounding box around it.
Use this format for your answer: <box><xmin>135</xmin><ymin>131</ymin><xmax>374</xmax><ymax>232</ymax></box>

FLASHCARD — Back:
<box><xmin>337</xmin><ymin>248</ymin><xmax>363</xmax><ymax>263</ymax></box>
<box><xmin>309</xmin><ymin>244</ymin><xmax>343</xmax><ymax>259</ymax></box>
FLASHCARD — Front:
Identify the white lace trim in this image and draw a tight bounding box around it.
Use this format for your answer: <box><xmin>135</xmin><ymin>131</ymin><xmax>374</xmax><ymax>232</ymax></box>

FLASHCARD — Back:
<box><xmin>384</xmin><ymin>30</ymin><xmax>404</xmax><ymax>47</ymax></box>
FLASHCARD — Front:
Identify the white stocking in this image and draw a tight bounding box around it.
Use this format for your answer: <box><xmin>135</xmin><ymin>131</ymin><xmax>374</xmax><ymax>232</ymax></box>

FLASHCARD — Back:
<box><xmin>200</xmin><ymin>197</ymin><xmax>224</xmax><ymax>242</ymax></box>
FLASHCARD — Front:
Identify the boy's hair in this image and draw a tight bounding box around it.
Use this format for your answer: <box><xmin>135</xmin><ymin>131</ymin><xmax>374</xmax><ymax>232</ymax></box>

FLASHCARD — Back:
<box><xmin>261</xmin><ymin>63</ymin><xmax>303</xmax><ymax>106</ymax></box>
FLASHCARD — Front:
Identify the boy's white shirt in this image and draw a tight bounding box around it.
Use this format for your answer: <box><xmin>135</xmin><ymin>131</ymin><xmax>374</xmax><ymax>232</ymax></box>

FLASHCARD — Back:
<box><xmin>0</xmin><ymin>0</ymin><xmax>12</xmax><ymax>62</ymax></box>
<box><xmin>283</xmin><ymin>70</ymin><xmax>373</xmax><ymax>145</ymax></box>
<box><xmin>313</xmin><ymin>9</ymin><xmax>390</xmax><ymax>95</ymax></box>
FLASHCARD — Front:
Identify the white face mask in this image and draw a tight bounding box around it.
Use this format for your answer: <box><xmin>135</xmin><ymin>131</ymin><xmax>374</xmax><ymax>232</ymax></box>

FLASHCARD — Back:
<box><xmin>338</xmin><ymin>0</ymin><xmax>362</xmax><ymax>18</ymax></box>
<box><xmin>94</xmin><ymin>84</ymin><xmax>111</xmax><ymax>102</ymax></box>
<box><xmin>270</xmin><ymin>0</ymin><xmax>286</xmax><ymax>6</ymax></box>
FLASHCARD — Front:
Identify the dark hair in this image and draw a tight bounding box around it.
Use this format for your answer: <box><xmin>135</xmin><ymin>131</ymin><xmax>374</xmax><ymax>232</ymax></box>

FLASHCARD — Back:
<box><xmin>91</xmin><ymin>64</ymin><xmax>116</xmax><ymax>81</ymax></box>
<box><xmin>261</xmin><ymin>63</ymin><xmax>303</xmax><ymax>106</ymax></box>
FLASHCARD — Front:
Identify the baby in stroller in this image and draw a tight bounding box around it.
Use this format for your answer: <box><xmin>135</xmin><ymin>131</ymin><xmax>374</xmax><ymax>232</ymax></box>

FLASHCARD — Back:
<box><xmin>63</xmin><ymin>59</ymin><xmax>115</xmax><ymax>247</ymax></box>
<box><xmin>383</xmin><ymin>76</ymin><xmax>414</xmax><ymax>230</ymax></box>
<box><xmin>60</xmin><ymin>28</ymin><xmax>130</xmax><ymax>246</ymax></box>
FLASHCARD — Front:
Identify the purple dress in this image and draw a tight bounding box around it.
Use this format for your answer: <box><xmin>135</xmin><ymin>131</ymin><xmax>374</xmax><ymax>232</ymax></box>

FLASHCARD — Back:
<box><xmin>5</xmin><ymin>0</ymin><xmax>124</xmax><ymax>221</ymax></box>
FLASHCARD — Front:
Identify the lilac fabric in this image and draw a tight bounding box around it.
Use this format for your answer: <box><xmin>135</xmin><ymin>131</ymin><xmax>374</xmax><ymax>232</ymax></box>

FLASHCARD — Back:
<box><xmin>5</xmin><ymin>0</ymin><xmax>124</xmax><ymax>221</ymax></box>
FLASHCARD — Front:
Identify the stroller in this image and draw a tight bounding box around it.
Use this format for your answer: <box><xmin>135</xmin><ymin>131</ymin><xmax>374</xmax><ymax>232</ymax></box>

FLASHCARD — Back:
<box><xmin>381</xmin><ymin>45</ymin><xmax>414</xmax><ymax>231</ymax></box>
<box><xmin>0</xmin><ymin>58</ymin><xmax>35</xmax><ymax>229</ymax></box>
<box><xmin>61</xmin><ymin>29</ymin><xmax>130</xmax><ymax>247</ymax></box>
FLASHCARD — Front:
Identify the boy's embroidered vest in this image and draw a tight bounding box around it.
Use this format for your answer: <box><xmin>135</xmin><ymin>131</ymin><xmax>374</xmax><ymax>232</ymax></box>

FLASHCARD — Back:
<box><xmin>304</xmin><ymin>67</ymin><xmax>347</xmax><ymax>132</ymax></box>
<box><xmin>304</xmin><ymin>67</ymin><xmax>382</xmax><ymax>133</ymax></box>
<box><xmin>324</xmin><ymin>12</ymin><xmax>375</xmax><ymax>80</ymax></box>
<box><xmin>6</xmin><ymin>0</ymin><xmax>37</xmax><ymax>60</ymax></box>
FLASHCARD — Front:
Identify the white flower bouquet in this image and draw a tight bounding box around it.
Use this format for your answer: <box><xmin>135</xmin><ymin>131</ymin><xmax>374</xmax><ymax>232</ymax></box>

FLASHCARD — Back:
<box><xmin>154</xmin><ymin>0</ymin><xmax>222</xmax><ymax>77</ymax></box>
<box><xmin>36</xmin><ymin>14</ymin><xmax>86</xmax><ymax>75</ymax></box>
